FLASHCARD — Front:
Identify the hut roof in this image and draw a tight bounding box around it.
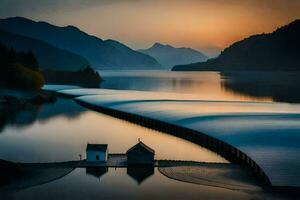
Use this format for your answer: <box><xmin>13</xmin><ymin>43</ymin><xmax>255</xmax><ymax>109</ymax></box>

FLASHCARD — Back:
<box><xmin>86</xmin><ymin>144</ymin><xmax>108</xmax><ymax>152</ymax></box>
<box><xmin>126</xmin><ymin>141</ymin><xmax>155</xmax><ymax>154</ymax></box>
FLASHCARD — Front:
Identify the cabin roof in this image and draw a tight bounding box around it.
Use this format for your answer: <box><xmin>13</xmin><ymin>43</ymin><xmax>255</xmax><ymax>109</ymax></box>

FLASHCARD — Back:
<box><xmin>126</xmin><ymin>141</ymin><xmax>155</xmax><ymax>154</ymax></box>
<box><xmin>86</xmin><ymin>144</ymin><xmax>108</xmax><ymax>152</ymax></box>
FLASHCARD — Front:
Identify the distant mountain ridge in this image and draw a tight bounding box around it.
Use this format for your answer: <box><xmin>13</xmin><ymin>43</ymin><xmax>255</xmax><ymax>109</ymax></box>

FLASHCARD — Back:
<box><xmin>0</xmin><ymin>29</ymin><xmax>88</xmax><ymax>71</ymax></box>
<box><xmin>172</xmin><ymin>20</ymin><xmax>300</xmax><ymax>71</ymax></box>
<box><xmin>0</xmin><ymin>17</ymin><xmax>162</xmax><ymax>70</ymax></box>
<box><xmin>139</xmin><ymin>43</ymin><xmax>208</xmax><ymax>68</ymax></box>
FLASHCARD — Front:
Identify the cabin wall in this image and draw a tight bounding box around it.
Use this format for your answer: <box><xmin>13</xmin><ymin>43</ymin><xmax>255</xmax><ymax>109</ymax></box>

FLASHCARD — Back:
<box><xmin>86</xmin><ymin>150</ymin><xmax>107</xmax><ymax>162</ymax></box>
<box><xmin>127</xmin><ymin>150</ymin><xmax>154</xmax><ymax>165</ymax></box>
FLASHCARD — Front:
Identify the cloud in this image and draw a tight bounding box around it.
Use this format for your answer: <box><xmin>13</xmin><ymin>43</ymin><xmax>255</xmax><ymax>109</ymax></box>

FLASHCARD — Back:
<box><xmin>1</xmin><ymin>0</ymin><xmax>299</xmax><ymax>19</ymax></box>
<box><xmin>0</xmin><ymin>0</ymin><xmax>137</xmax><ymax>17</ymax></box>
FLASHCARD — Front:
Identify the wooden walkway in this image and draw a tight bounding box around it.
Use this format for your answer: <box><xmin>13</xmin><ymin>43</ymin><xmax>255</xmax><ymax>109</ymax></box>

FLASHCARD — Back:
<box><xmin>78</xmin><ymin>154</ymin><xmax>128</xmax><ymax>167</ymax></box>
<box><xmin>107</xmin><ymin>154</ymin><xmax>127</xmax><ymax>167</ymax></box>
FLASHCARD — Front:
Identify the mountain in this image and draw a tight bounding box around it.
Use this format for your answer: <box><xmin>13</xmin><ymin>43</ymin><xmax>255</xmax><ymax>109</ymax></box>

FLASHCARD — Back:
<box><xmin>0</xmin><ymin>29</ymin><xmax>88</xmax><ymax>71</ymax></box>
<box><xmin>139</xmin><ymin>43</ymin><xmax>208</xmax><ymax>68</ymax></box>
<box><xmin>0</xmin><ymin>17</ymin><xmax>162</xmax><ymax>70</ymax></box>
<box><xmin>172</xmin><ymin>20</ymin><xmax>300</xmax><ymax>71</ymax></box>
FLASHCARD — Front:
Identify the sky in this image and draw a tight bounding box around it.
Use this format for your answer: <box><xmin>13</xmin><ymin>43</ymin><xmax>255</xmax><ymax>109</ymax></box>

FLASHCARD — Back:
<box><xmin>0</xmin><ymin>0</ymin><xmax>299</xmax><ymax>57</ymax></box>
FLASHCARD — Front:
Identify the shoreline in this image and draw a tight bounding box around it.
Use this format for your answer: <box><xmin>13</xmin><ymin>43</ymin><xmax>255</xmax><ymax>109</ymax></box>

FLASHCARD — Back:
<box><xmin>0</xmin><ymin>158</ymin><xmax>258</xmax><ymax>191</ymax></box>
<box><xmin>2</xmin><ymin>158</ymin><xmax>299</xmax><ymax>196</ymax></box>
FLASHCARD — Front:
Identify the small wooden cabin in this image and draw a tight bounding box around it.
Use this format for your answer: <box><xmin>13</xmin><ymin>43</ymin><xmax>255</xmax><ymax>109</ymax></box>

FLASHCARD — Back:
<box><xmin>126</xmin><ymin>141</ymin><xmax>155</xmax><ymax>165</ymax></box>
<box><xmin>86</xmin><ymin>144</ymin><xmax>108</xmax><ymax>162</ymax></box>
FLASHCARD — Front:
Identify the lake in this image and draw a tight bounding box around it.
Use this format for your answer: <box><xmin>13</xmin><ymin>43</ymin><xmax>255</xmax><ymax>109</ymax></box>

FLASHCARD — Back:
<box><xmin>100</xmin><ymin>70</ymin><xmax>300</xmax><ymax>103</ymax></box>
<box><xmin>4</xmin><ymin>167</ymin><xmax>275</xmax><ymax>200</ymax></box>
<box><xmin>0</xmin><ymin>97</ymin><xmax>224</xmax><ymax>163</ymax></box>
<box><xmin>1</xmin><ymin>70</ymin><xmax>299</xmax><ymax>199</ymax></box>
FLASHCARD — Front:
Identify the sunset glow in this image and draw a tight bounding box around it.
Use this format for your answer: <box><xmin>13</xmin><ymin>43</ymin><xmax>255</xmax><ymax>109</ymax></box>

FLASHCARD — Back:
<box><xmin>1</xmin><ymin>0</ymin><xmax>299</xmax><ymax>56</ymax></box>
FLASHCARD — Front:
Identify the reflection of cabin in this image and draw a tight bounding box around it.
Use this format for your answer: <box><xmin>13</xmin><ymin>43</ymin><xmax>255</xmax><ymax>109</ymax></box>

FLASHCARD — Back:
<box><xmin>126</xmin><ymin>141</ymin><xmax>155</xmax><ymax>165</ymax></box>
<box><xmin>86</xmin><ymin>167</ymin><xmax>108</xmax><ymax>179</ymax></box>
<box><xmin>127</xmin><ymin>167</ymin><xmax>154</xmax><ymax>185</ymax></box>
<box><xmin>86</xmin><ymin>144</ymin><xmax>108</xmax><ymax>162</ymax></box>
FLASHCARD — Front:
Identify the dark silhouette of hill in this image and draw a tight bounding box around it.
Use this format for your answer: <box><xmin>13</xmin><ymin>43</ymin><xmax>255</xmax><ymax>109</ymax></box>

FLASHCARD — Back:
<box><xmin>139</xmin><ymin>43</ymin><xmax>208</xmax><ymax>68</ymax></box>
<box><xmin>0</xmin><ymin>17</ymin><xmax>162</xmax><ymax>70</ymax></box>
<box><xmin>0</xmin><ymin>34</ymin><xmax>101</xmax><ymax>87</ymax></box>
<box><xmin>0</xmin><ymin>29</ymin><xmax>88</xmax><ymax>71</ymax></box>
<box><xmin>173</xmin><ymin>20</ymin><xmax>300</xmax><ymax>71</ymax></box>
<box><xmin>42</xmin><ymin>66</ymin><xmax>102</xmax><ymax>88</ymax></box>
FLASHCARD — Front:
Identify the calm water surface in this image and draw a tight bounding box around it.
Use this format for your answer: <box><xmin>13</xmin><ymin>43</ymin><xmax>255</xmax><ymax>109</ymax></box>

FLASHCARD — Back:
<box><xmin>1</xmin><ymin>70</ymin><xmax>299</xmax><ymax>199</ymax></box>
<box><xmin>100</xmin><ymin>70</ymin><xmax>300</xmax><ymax>103</ymax></box>
<box><xmin>0</xmin><ymin>98</ymin><xmax>224</xmax><ymax>163</ymax></box>
<box><xmin>6</xmin><ymin>168</ymin><xmax>272</xmax><ymax>200</ymax></box>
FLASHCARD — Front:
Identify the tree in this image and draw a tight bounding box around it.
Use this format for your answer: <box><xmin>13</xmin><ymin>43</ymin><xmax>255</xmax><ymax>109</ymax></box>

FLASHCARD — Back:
<box><xmin>7</xmin><ymin>48</ymin><xmax>16</xmax><ymax>65</ymax></box>
<box><xmin>0</xmin><ymin>42</ymin><xmax>44</xmax><ymax>90</ymax></box>
<box><xmin>18</xmin><ymin>51</ymin><xmax>39</xmax><ymax>70</ymax></box>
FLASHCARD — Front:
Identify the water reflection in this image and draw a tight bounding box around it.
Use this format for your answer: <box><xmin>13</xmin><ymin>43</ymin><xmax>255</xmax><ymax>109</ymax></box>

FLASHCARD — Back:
<box><xmin>86</xmin><ymin>167</ymin><xmax>108</xmax><ymax>180</ymax></box>
<box><xmin>100</xmin><ymin>71</ymin><xmax>223</xmax><ymax>99</ymax></box>
<box><xmin>3</xmin><ymin>168</ymin><xmax>287</xmax><ymax>200</ymax></box>
<box><xmin>221</xmin><ymin>71</ymin><xmax>300</xmax><ymax>103</ymax></box>
<box><xmin>85</xmin><ymin>166</ymin><xmax>156</xmax><ymax>185</ymax></box>
<box><xmin>0</xmin><ymin>98</ymin><xmax>85</xmax><ymax>132</ymax></box>
<box><xmin>127</xmin><ymin>167</ymin><xmax>154</xmax><ymax>185</ymax></box>
<box><xmin>100</xmin><ymin>70</ymin><xmax>300</xmax><ymax>103</ymax></box>
<box><xmin>0</xmin><ymin>97</ymin><xmax>226</xmax><ymax>163</ymax></box>
<box><xmin>0</xmin><ymin>102</ymin><xmax>39</xmax><ymax>132</ymax></box>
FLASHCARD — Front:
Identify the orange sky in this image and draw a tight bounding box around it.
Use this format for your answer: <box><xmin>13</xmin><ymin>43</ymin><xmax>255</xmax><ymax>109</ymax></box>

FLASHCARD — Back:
<box><xmin>1</xmin><ymin>0</ymin><xmax>299</xmax><ymax>56</ymax></box>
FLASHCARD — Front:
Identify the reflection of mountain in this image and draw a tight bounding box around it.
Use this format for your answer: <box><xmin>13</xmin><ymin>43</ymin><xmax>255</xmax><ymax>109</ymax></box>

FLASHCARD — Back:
<box><xmin>127</xmin><ymin>167</ymin><xmax>154</xmax><ymax>185</ymax></box>
<box><xmin>35</xmin><ymin>97</ymin><xmax>85</xmax><ymax>121</ymax></box>
<box><xmin>0</xmin><ymin>159</ymin><xmax>21</xmax><ymax>186</ymax></box>
<box><xmin>0</xmin><ymin>97</ymin><xmax>85</xmax><ymax>132</ymax></box>
<box><xmin>86</xmin><ymin>167</ymin><xmax>108</xmax><ymax>179</ymax></box>
<box><xmin>221</xmin><ymin>71</ymin><xmax>300</xmax><ymax>103</ymax></box>
<box><xmin>0</xmin><ymin>102</ymin><xmax>39</xmax><ymax>132</ymax></box>
<box><xmin>0</xmin><ymin>165</ymin><xmax>74</xmax><ymax>192</ymax></box>
<box><xmin>173</xmin><ymin>20</ymin><xmax>300</xmax><ymax>71</ymax></box>
<box><xmin>101</xmin><ymin>75</ymin><xmax>202</xmax><ymax>93</ymax></box>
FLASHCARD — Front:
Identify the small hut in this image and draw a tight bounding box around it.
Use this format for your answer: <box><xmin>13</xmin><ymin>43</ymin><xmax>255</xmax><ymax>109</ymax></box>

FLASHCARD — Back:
<box><xmin>126</xmin><ymin>141</ymin><xmax>155</xmax><ymax>165</ymax></box>
<box><xmin>86</xmin><ymin>144</ymin><xmax>108</xmax><ymax>162</ymax></box>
